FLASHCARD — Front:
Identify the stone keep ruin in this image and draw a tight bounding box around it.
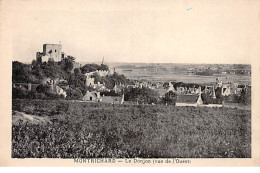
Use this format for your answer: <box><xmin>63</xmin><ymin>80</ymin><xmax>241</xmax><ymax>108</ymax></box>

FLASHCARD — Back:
<box><xmin>36</xmin><ymin>44</ymin><xmax>64</xmax><ymax>63</ymax></box>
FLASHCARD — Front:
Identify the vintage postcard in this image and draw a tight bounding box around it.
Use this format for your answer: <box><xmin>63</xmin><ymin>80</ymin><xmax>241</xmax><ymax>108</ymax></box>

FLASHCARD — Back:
<box><xmin>0</xmin><ymin>0</ymin><xmax>260</xmax><ymax>167</ymax></box>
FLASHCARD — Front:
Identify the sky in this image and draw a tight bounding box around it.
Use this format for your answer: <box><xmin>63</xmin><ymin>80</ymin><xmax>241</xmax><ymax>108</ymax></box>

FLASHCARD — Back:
<box><xmin>8</xmin><ymin>0</ymin><xmax>259</xmax><ymax>64</ymax></box>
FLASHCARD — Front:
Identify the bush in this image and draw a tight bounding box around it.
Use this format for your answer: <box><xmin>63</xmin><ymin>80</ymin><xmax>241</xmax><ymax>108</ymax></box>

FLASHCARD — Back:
<box><xmin>12</xmin><ymin>87</ymin><xmax>64</xmax><ymax>100</ymax></box>
<box><xmin>162</xmin><ymin>91</ymin><xmax>177</xmax><ymax>105</ymax></box>
<box><xmin>36</xmin><ymin>84</ymin><xmax>50</xmax><ymax>94</ymax></box>
<box><xmin>124</xmin><ymin>87</ymin><xmax>159</xmax><ymax>104</ymax></box>
<box><xmin>66</xmin><ymin>88</ymin><xmax>83</xmax><ymax>100</ymax></box>
<box><xmin>22</xmin><ymin>105</ymin><xmax>35</xmax><ymax>114</ymax></box>
<box><xmin>12</xmin><ymin>87</ymin><xmax>27</xmax><ymax>99</ymax></box>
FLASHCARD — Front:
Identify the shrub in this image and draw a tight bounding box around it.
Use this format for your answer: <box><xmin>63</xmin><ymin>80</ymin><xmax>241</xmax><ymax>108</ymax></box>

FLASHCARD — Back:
<box><xmin>22</xmin><ymin>105</ymin><xmax>35</xmax><ymax>114</ymax></box>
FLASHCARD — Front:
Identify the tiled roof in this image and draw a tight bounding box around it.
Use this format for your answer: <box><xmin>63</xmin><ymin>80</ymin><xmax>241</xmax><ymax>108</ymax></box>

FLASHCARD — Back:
<box><xmin>82</xmin><ymin>91</ymin><xmax>97</xmax><ymax>100</ymax></box>
<box><xmin>102</xmin><ymin>96</ymin><xmax>122</xmax><ymax>103</ymax></box>
<box><xmin>176</xmin><ymin>94</ymin><xmax>199</xmax><ymax>103</ymax></box>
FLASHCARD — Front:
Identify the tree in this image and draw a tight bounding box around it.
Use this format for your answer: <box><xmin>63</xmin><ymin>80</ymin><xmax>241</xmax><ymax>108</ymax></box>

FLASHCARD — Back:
<box><xmin>64</xmin><ymin>60</ymin><xmax>74</xmax><ymax>73</ymax></box>
<box><xmin>201</xmin><ymin>93</ymin><xmax>211</xmax><ymax>104</ymax></box>
<box><xmin>31</xmin><ymin>59</ymin><xmax>37</xmax><ymax>66</ymax></box>
<box><xmin>36</xmin><ymin>84</ymin><xmax>50</xmax><ymax>94</ymax></box>
<box><xmin>223</xmin><ymin>94</ymin><xmax>239</xmax><ymax>103</ymax></box>
<box><xmin>162</xmin><ymin>91</ymin><xmax>177</xmax><ymax>105</ymax></box>
<box><xmin>47</xmin><ymin>59</ymin><xmax>55</xmax><ymax>66</ymax></box>
<box><xmin>31</xmin><ymin>64</ymin><xmax>45</xmax><ymax>82</ymax></box>
<box><xmin>67</xmin><ymin>73</ymin><xmax>88</xmax><ymax>95</ymax></box>
<box><xmin>66</xmin><ymin>88</ymin><xmax>83</xmax><ymax>100</ymax></box>
<box><xmin>12</xmin><ymin>61</ymin><xmax>33</xmax><ymax>83</ymax></box>
<box><xmin>81</xmin><ymin>64</ymin><xmax>100</xmax><ymax>73</ymax></box>
<box><xmin>239</xmin><ymin>88</ymin><xmax>251</xmax><ymax>105</ymax></box>
<box><xmin>12</xmin><ymin>87</ymin><xmax>27</xmax><ymax>99</ymax></box>
<box><xmin>124</xmin><ymin>87</ymin><xmax>159</xmax><ymax>104</ymax></box>
<box><xmin>74</xmin><ymin>68</ymin><xmax>81</xmax><ymax>75</ymax></box>
<box><xmin>215</xmin><ymin>87</ymin><xmax>223</xmax><ymax>104</ymax></box>
<box><xmin>100</xmin><ymin>64</ymin><xmax>109</xmax><ymax>71</ymax></box>
<box><xmin>91</xmin><ymin>72</ymin><xmax>103</xmax><ymax>83</ymax></box>
<box><xmin>67</xmin><ymin>56</ymin><xmax>75</xmax><ymax>62</ymax></box>
<box><xmin>103</xmin><ymin>72</ymin><xmax>129</xmax><ymax>89</ymax></box>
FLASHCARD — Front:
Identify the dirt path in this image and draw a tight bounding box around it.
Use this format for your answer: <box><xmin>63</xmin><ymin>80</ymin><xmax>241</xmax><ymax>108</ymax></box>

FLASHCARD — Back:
<box><xmin>12</xmin><ymin>111</ymin><xmax>52</xmax><ymax>125</ymax></box>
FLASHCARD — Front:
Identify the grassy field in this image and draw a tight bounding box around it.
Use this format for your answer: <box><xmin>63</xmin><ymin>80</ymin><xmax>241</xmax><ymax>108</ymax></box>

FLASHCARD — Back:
<box><xmin>12</xmin><ymin>99</ymin><xmax>251</xmax><ymax>158</ymax></box>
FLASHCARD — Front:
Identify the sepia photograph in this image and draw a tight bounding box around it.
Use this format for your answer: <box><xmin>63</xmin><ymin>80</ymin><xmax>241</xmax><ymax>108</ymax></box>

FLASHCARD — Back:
<box><xmin>12</xmin><ymin>52</ymin><xmax>252</xmax><ymax>158</ymax></box>
<box><xmin>1</xmin><ymin>0</ymin><xmax>260</xmax><ymax>167</ymax></box>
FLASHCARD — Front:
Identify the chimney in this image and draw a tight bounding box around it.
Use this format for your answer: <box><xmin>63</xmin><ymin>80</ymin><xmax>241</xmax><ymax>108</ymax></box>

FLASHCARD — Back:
<box><xmin>114</xmin><ymin>83</ymin><xmax>117</xmax><ymax>93</ymax></box>
<box><xmin>97</xmin><ymin>92</ymin><xmax>101</xmax><ymax>99</ymax></box>
<box><xmin>197</xmin><ymin>87</ymin><xmax>203</xmax><ymax>105</ymax></box>
<box><xmin>121</xmin><ymin>94</ymin><xmax>124</xmax><ymax>104</ymax></box>
<box><xmin>28</xmin><ymin>83</ymin><xmax>32</xmax><ymax>91</ymax></box>
<box><xmin>212</xmin><ymin>86</ymin><xmax>216</xmax><ymax>99</ymax></box>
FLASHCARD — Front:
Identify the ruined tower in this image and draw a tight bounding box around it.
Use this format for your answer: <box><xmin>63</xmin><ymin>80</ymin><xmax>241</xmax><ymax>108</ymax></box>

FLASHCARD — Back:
<box><xmin>43</xmin><ymin>44</ymin><xmax>62</xmax><ymax>62</ymax></box>
<box><xmin>36</xmin><ymin>43</ymin><xmax>62</xmax><ymax>63</ymax></box>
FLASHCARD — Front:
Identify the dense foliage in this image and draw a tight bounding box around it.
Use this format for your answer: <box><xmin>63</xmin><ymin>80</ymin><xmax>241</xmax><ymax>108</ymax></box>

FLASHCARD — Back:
<box><xmin>13</xmin><ymin>60</ymin><xmax>134</xmax><ymax>99</ymax></box>
<box><xmin>103</xmin><ymin>72</ymin><xmax>132</xmax><ymax>89</ymax></box>
<box><xmin>81</xmin><ymin>64</ymin><xmax>109</xmax><ymax>74</ymax></box>
<box><xmin>12</xmin><ymin>99</ymin><xmax>251</xmax><ymax>158</ymax></box>
<box><xmin>163</xmin><ymin>82</ymin><xmax>203</xmax><ymax>90</ymax></box>
<box><xmin>162</xmin><ymin>91</ymin><xmax>177</xmax><ymax>105</ymax></box>
<box><xmin>12</xmin><ymin>58</ymin><xmax>74</xmax><ymax>84</ymax></box>
<box><xmin>124</xmin><ymin>87</ymin><xmax>159</xmax><ymax>104</ymax></box>
<box><xmin>12</xmin><ymin>87</ymin><xmax>64</xmax><ymax>100</ymax></box>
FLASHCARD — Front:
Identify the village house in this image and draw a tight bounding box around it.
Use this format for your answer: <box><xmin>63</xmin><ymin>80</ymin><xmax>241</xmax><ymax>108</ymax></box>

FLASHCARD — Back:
<box><xmin>167</xmin><ymin>82</ymin><xmax>176</xmax><ymax>92</ymax></box>
<box><xmin>203</xmin><ymin>85</ymin><xmax>216</xmax><ymax>99</ymax></box>
<box><xmin>216</xmin><ymin>77</ymin><xmax>223</xmax><ymax>88</ymax></box>
<box><xmin>82</xmin><ymin>90</ymin><xmax>124</xmax><ymax>104</ymax></box>
<box><xmin>133</xmin><ymin>82</ymin><xmax>142</xmax><ymax>88</ymax></box>
<box><xmin>147</xmin><ymin>83</ymin><xmax>155</xmax><ymax>89</ymax></box>
<box><xmin>50</xmin><ymin>80</ymin><xmax>67</xmax><ymax>98</ymax></box>
<box><xmin>54</xmin><ymin>85</ymin><xmax>67</xmax><ymax>98</ymax></box>
<box><xmin>85</xmin><ymin>73</ymin><xmax>109</xmax><ymax>91</ymax></box>
<box><xmin>84</xmin><ymin>68</ymin><xmax>115</xmax><ymax>77</ymax></box>
<box><xmin>93</xmin><ymin>82</ymin><xmax>109</xmax><ymax>92</ymax></box>
<box><xmin>221</xmin><ymin>84</ymin><xmax>231</xmax><ymax>96</ymax></box>
<box><xmin>82</xmin><ymin>91</ymin><xmax>101</xmax><ymax>102</ymax></box>
<box><xmin>85</xmin><ymin>75</ymin><xmax>95</xmax><ymax>87</ymax></box>
<box><xmin>187</xmin><ymin>87</ymin><xmax>199</xmax><ymax>94</ymax></box>
<box><xmin>156</xmin><ymin>82</ymin><xmax>162</xmax><ymax>89</ymax></box>
<box><xmin>176</xmin><ymin>87</ymin><xmax>203</xmax><ymax>107</ymax></box>
<box><xmin>102</xmin><ymin>94</ymin><xmax>124</xmax><ymax>105</ymax></box>
<box><xmin>85</xmin><ymin>70</ymin><xmax>108</xmax><ymax>77</ymax></box>
<box><xmin>113</xmin><ymin>83</ymin><xmax>124</xmax><ymax>93</ymax></box>
<box><xmin>175</xmin><ymin>94</ymin><xmax>203</xmax><ymax>107</ymax></box>
<box><xmin>204</xmin><ymin>86</ymin><xmax>213</xmax><ymax>94</ymax></box>
<box><xmin>235</xmin><ymin>84</ymin><xmax>246</xmax><ymax>95</ymax></box>
<box><xmin>176</xmin><ymin>86</ymin><xmax>186</xmax><ymax>94</ymax></box>
<box><xmin>132</xmin><ymin>80</ymin><xmax>155</xmax><ymax>89</ymax></box>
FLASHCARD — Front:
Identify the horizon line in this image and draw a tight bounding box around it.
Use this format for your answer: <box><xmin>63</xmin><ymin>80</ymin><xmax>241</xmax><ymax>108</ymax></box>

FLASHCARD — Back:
<box><xmin>15</xmin><ymin>60</ymin><xmax>251</xmax><ymax>66</ymax></box>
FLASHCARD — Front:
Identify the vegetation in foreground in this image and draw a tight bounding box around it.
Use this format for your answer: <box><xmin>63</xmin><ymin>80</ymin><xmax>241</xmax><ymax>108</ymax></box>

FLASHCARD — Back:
<box><xmin>12</xmin><ymin>99</ymin><xmax>251</xmax><ymax>158</ymax></box>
